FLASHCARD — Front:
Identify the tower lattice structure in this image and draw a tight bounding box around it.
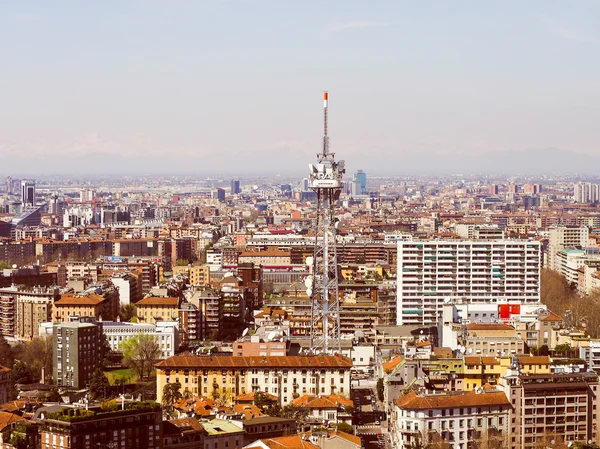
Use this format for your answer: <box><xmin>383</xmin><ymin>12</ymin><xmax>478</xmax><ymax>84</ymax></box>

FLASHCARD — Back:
<box><xmin>308</xmin><ymin>92</ymin><xmax>345</xmax><ymax>355</ymax></box>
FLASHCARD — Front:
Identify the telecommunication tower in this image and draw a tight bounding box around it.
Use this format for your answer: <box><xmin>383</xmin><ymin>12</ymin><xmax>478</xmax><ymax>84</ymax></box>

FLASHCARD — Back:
<box><xmin>307</xmin><ymin>92</ymin><xmax>345</xmax><ymax>354</ymax></box>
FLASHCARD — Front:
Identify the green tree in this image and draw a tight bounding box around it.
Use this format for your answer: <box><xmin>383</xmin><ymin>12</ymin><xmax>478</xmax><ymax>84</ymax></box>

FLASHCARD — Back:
<box><xmin>10</xmin><ymin>361</ymin><xmax>33</xmax><ymax>385</ymax></box>
<box><xmin>278</xmin><ymin>404</ymin><xmax>309</xmax><ymax>424</ymax></box>
<box><xmin>119</xmin><ymin>304</ymin><xmax>137</xmax><ymax>322</ymax></box>
<box><xmin>42</xmin><ymin>390</ymin><xmax>63</xmax><ymax>402</ymax></box>
<box><xmin>336</xmin><ymin>422</ymin><xmax>354</xmax><ymax>434</ymax></box>
<box><xmin>121</xmin><ymin>334</ymin><xmax>161</xmax><ymax>381</ymax></box>
<box><xmin>376</xmin><ymin>378</ymin><xmax>385</xmax><ymax>402</ymax></box>
<box><xmin>89</xmin><ymin>369</ymin><xmax>111</xmax><ymax>400</ymax></box>
<box><xmin>176</xmin><ymin>259</ymin><xmax>189</xmax><ymax>266</ymax></box>
<box><xmin>344</xmin><ymin>405</ymin><xmax>354</xmax><ymax>415</ymax></box>
<box><xmin>254</xmin><ymin>391</ymin><xmax>280</xmax><ymax>414</ymax></box>
<box><xmin>0</xmin><ymin>261</ymin><xmax>11</xmax><ymax>270</ymax></box>
<box><xmin>162</xmin><ymin>382</ymin><xmax>183</xmax><ymax>407</ymax></box>
<box><xmin>0</xmin><ymin>334</ymin><xmax>14</xmax><ymax>367</ymax></box>
<box><xmin>23</xmin><ymin>336</ymin><xmax>53</xmax><ymax>383</ymax></box>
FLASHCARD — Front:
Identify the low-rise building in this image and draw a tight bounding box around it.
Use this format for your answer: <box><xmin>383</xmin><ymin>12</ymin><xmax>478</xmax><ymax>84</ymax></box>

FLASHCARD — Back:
<box><xmin>102</xmin><ymin>321</ymin><xmax>179</xmax><ymax>359</ymax></box>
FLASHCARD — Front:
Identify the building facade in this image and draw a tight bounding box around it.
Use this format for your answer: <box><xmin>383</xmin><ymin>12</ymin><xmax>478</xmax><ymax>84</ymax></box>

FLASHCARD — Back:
<box><xmin>155</xmin><ymin>355</ymin><xmax>352</xmax><ymax>407</ymax></box>
<box><xmin>396</xmin><ymin>240</ymin><xmax>541</xmax><ymax>325</ymax></box>
<box><xmin>53</xmin><ymin>320</ymin><xmax>102</xmax><ymax>389</ymax></box>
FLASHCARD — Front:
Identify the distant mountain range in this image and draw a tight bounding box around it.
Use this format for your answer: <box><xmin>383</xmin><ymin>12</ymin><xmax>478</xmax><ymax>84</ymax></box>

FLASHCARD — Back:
<box><xmin>370</xmin><ymin>148</ymin><xmax>598</xmax><ymax>175</ymax></box>
<box><xmin>2</xmin><ymin>147</ymin><xmax>597</xmax><ymax>176</ymax></box>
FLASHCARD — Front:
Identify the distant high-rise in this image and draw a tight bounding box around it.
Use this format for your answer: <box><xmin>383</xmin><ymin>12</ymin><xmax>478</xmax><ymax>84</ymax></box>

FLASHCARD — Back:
<box><xmin>20</xmin><ymin>180</ymin><xmax>35</xmax><ymax>207</ymax></box>
<box><xmin>231</xmin><ymin>179</ymin><xmax>241</xmax><ymax>194</ymax></box>
<box><xmin>574</xmin><ymin>182</ymin><xmax>600</xmax><ymax>204</ymax></box>
<box><xmin>211</xmin><ymin>188</ymin><xmax>225</xmax><ymax>202</ymax></box>
<box><xmin>355</xmin><ymin>169</ymin><xmax>367</xmax><ymax>194</ymax></box>
<box><xmin>301</xmin><ymin>177</ymin><xmax>309</xmax><ymax>191</ymax></box>
<box><xmin>4</xmin><ymin>177</ymin><xmax>12</xmax><ymax>194</ymax></box>
<box><xmin>507</xmin><ymin>184</ymin><xmax>518</xmax><ymax>194</ymax></box>
<box><xmin>488</xmin><ymin>184</ymin><xmax>499</xmax><ymax>195</ymax></box>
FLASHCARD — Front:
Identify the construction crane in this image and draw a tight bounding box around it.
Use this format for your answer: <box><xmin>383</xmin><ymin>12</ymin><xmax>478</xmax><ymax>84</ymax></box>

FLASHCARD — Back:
<box><xmin>307</xmin><ymin>91</ymin><xmax>345</xmax><ymax>355</ymax></box>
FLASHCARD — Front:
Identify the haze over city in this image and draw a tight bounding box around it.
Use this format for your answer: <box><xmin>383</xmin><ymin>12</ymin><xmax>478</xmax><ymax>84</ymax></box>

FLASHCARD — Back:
<box><xmin>3</xmin><ymin>1</ymin><xmax>600</xmax><ymax>174</ymax></box>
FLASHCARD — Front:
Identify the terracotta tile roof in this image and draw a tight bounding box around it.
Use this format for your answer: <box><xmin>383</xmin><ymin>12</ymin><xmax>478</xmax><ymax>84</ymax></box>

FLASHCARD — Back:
<box><xmin>327</xmin><ymin>430</ymin><xmax>361</xmax><ymax>446</ymax></box>
<box><xmin>290</xmin><ymin>394</ymin><xmax>352</xmax><ymax>409</ymax></box>
<box><xmin>464</xmin><ymin>356</ymin><xmax>500</xmax><ymax>366</ymax></box>
<box><xmin>232</xmin><ymin>403</ymin><xmax>264</xmax><ymax>419</ymax></box>
<box><xmin>0</xmin><ymin>411</ymin><xmax>25</xmax><ymax>430</ymax></box>
<box><xmin>395</xmin><ymin>390</ymin><xmax>510</xmax><ymax>410</ymax></box>
<box><xmin>245</xmin><ymin>435</ymin><xmax>319</xmax><ymax>449</ymax></box>
<box><xmin>136</xmin><ymin>296</ymin><xmax>180</xmax><ymax>306</ymax></box>
<box><xmin>172</xmin><ymin>396</ymin><xmax>216</xmax><ymax>416</ymax></box>
<box><xmin>54</xmin><ymin>293</ymin><xmax>105</xmax><ymax>306</ymax></box>
<box><xmin>383</xmin><ymin>356</ymin><xmax>403</xmax><ymax>374</ymax></box>
<box><xmin>467</xmin><ymin>323</ymin><xmax>515</xmax><ymax>331</ymax></box>
<box><xmin>156</xmin><ymin>354</ymin><xmax>352</xmax><ymax>370</ymax></box>
<box><xmin>517</xmin><ymin>356</ymin><xmax>550</xmax><ymax>365</ymax></box>
<box><xmin>167</xmin><ymin>417</ymin><xmax>205</xmax><ymax>432</ymax></box>
<box><xmin>433</xmin><ymin>347</ymin><xmax>454</xmax><ymax>359</ymax></box>
<box><xmin>540</xmin><ymin>312</ymin><xmax>563</xmax><ymax>322</ymax></box>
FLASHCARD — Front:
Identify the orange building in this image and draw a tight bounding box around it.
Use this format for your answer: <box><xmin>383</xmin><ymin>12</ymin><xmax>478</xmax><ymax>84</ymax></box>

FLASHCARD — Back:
<box><xmin>52</xmin><ymin>293</ymin><xmax>116</xmax><ymax>322</ymax></box>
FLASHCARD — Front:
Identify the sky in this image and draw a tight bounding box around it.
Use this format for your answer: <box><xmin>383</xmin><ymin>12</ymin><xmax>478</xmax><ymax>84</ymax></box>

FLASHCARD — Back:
<box><xmin>2</xmin><ymin>0</ymin><xmax>600</xmax><ymax>175</ymax></box>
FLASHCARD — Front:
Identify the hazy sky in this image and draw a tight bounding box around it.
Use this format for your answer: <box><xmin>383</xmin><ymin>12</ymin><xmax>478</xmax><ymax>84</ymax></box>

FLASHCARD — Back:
<box><xmin>2</xmin><ymin>0</ymin><xmax>600</xmax><ymax>175</ymax></box>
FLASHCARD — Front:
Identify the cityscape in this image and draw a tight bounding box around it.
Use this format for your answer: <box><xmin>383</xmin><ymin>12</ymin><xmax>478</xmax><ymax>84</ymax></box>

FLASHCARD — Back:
<box><xmin>3</xmin><ymin>2</ymin><xmax>600</xmax><ymax>449</ymax></box>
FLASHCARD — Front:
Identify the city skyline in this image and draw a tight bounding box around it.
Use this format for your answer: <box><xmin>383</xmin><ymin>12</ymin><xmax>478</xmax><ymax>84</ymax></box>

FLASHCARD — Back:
<box><xmin>2</xmin><ymin>1</ymin><xmax>600</xmax><ymax>174</ymax></box>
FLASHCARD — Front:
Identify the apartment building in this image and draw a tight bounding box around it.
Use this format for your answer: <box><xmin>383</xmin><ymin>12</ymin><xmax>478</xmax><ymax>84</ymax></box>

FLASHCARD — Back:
<box><xmin>464</xmin><ymin>323</ymin><xmax>525</xmax><ymax>357</ymax></box>
<box><xmin>190</xmin><ymin>265</ymin><xmax>211</xmax><ymax>286</ymax></box>
<box><xmin>155</xmin><ymin>354</ymin><xmax>352</xmax><ymax>407</ymax></box>
<box><xmin>16</xmin><ymin>287</ymin><xmax>60</xmax><ymax>340</ymax></box>
<box><xmin>52</xmin><ymin>293</ymin><xmax>115</xmax><ymax>322</ymax></box>
<box><xmin>136</xmin><ymin>296</ymin><xmax>181</xmax><ymax>323</ymax></box>
<box><xmin>547</xmin><ymin>226</ymin><xmax>589</xmax><ymax>271</ymax></box>
<box><xmin>574</xmin><ymin>182</ymin><xmax>600</xmax><ymax>204</ymax></box>
<box><xmin>397</xmin><ymin>240</ymin><xmax>541</xmax><ymax>325</ymax></box>
<box><xmin>186</xmin><ymin>288</ymin><xmax>223</xmax><ymax>341</ymax></box>
<box><xmin>554</xmin><ymin>248</ymin><xmax>600</xmax><ymax>286</ymax></box>
<box><xmin>392</xmin><ymin>390</ymin><xmax>511</xmax><ymax>449</ymax></box>
<box><xmin>53</xmin><ymin>320</ymin><xmax>102</xmax><ymax>389</ymax></box>
<box><xmin>505</xmin><ymin>371</ymin><xmax>600</xmax><ymax>449</ymax></box>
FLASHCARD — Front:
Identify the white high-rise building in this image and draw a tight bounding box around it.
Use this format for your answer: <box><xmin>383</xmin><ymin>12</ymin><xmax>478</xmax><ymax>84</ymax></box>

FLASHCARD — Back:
<box><xmin>546</xmin><ymin>226</ymin><xmax>589</xmax><ymax>271</ymax></box>
<box><xmin>20</xmin><ymin>180</ymin><xmax>35</xmax><ymax>207</ymax></box>
<box><xmin>574</xmin><ymin>182</ymin><xmax>600</xmax><ymax>203</ymax></box>
<box><xmin>396</xmin><ymin>240</ymin><xmax>541</xmax><ymax>325</ymax></box>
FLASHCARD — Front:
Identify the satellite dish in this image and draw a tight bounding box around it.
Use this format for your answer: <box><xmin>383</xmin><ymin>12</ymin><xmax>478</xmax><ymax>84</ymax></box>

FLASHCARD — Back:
<box><xmin>460</xmin><ymin>347</ymin><xmax>466</xmax><ymax>354</ymax></box>
<box><xmin>242</xmin><ymin>328</ymin><xmax>249</xmax><ymax>337</ymax></box>
<box><xmin>306</xmin><ymin>257</ymin><xmax>313</xmax><ymax>266</ymax></box>
<box><xmin>306</xmin><ymin>288</ymin><xmax>312</xmax><ymax>297</ymax></box>
<box><xmin>468</xmin><ymin>348</ymin><xmax>473</xmax><ymax>354</ymax></box>
<box><xmin>267</xmin><ymin>331</ymin><xmax>277</xmax><ymax>341</ymax></box>
<box><xmin>444</xmin><ymin>297</ymin><xmax>451</xmax><ymax>304</ymax></box>
<box><xmin>304</xmin><ymin>277</ymin><xmax>313</xmax><ymax>288</ymax></box>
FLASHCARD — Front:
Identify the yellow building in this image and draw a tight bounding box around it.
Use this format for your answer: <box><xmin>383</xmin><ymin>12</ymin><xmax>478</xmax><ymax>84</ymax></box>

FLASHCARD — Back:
<box><xmin>136</xmin><ymin>296</ymin><xmax>181</xmax><ymax>323</ymax></box>
<box><xmin>190</xmin><ymin>265</ymin><xmax>210</xmax><ymax>286</ymax></box>
<box><xmin>155</xmin><ymin>354</ymin><xmax>352</xmax><ymax>407</ymax></box>
<box><xmin>463</xmin><ymin>355</ymin><xmax>551</xmax><ymax>390</ymax></box>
